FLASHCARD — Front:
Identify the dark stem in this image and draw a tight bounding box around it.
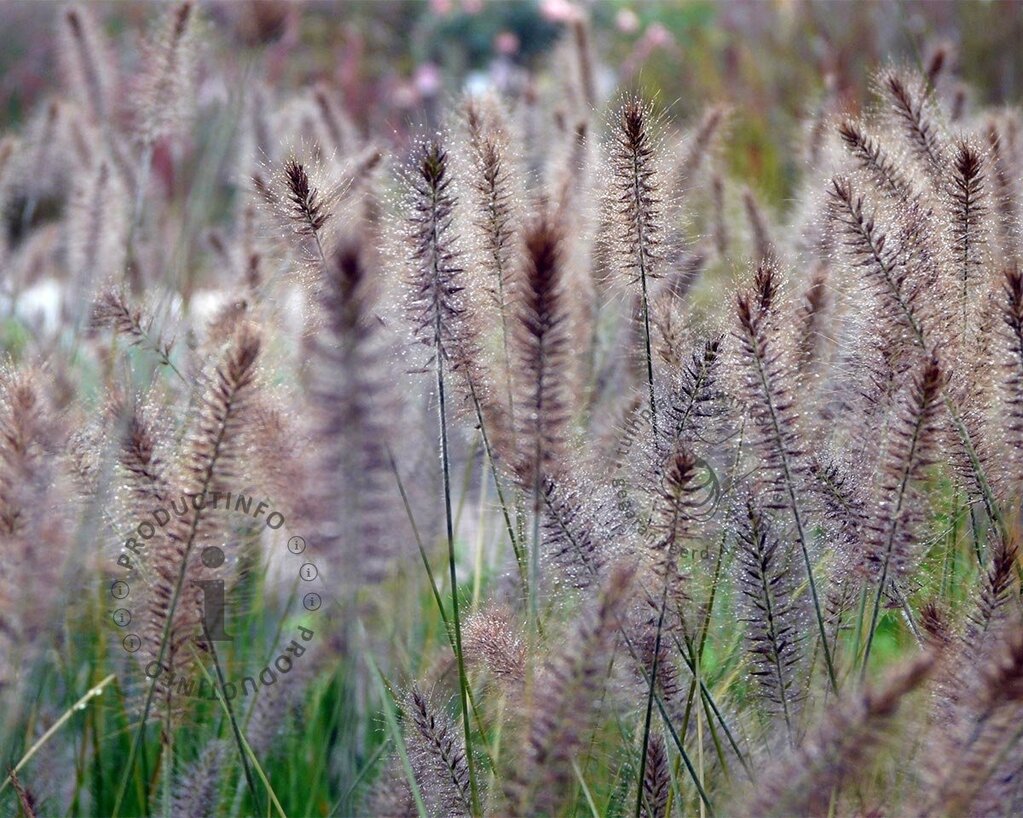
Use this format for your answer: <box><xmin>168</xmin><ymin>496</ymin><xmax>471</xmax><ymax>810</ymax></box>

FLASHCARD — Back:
<box><xmin>749</xmin><ymin>340</ymin><xmax>837</xmax><ymax>691</ymax></box>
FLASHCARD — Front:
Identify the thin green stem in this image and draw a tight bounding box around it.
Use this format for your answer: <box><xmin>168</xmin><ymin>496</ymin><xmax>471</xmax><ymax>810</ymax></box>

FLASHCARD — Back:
<box><xmin>201</xmin><ymin>624</ymin><xmax>261</xmax><ymax>815</ymax></box>
<box><xmin>466</xmin><ymin>382</ymin><xmax>527</xmax><ymax>594</ymax></box>
<box><xmin>530</xmin><ymin>455</ymin><xmax>542</xmax><ymax>635</ymax></box>
<box><xmin>435</xmin><ymin>343</ymin><xmax>481</xmax><ymax>817</ymax></box>
<box><xmin>386</xmin><ymin>443</ymin><xmax>496</xmax><ymax>772</ymax></box>
<box><xmin>0</xmin><ymin>675</ymin><xmax>115</xmax><ymax>798</ymax></box>
<box><xmin>748</xmin><ymin>342</ymin><xmax>837</xmax><ymax>691</ymax></box>
<box><xmin>635</xmin><ymin>578</ymin><xmax>669</xmax><ymax>818</ymax></box>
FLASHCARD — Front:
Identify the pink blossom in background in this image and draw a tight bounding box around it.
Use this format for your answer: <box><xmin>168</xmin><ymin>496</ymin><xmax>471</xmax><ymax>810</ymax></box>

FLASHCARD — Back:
<box><xmin>392</xmin><ymin>81</ymin><xmax>418</xmax><ymax>109</ymax></box>
<box><xmin>429</xmin><ymin>0</ymin><xmax>454</xmax><ymax>16</ymax></box>
<box><xmin>644</xmin><ymin>22</ymin><xmax>674</xmax><ymax>49</ymax></box>
<box><xmin>616</xmin><ymin>8</ymin><xmax>640</xmax><ymax>34</ymax></box>
<box><xmin>414</xmin><ymin>63</ymin><xmax>443</xmax><ymax>98</ymax></box>
<box><xmin>495</xmin><ymin>31</ymin><xmax>520</xmax><ymax>56</ymax></box>
<box><xmin>540</xmin><ymin>0</ymin><xmax>583</xmax><ymax>25</ymax></box>
<box><xmin>620</xmin><ymin>21</ymin><xmax>679</xmax><ymax>80</ymax></box>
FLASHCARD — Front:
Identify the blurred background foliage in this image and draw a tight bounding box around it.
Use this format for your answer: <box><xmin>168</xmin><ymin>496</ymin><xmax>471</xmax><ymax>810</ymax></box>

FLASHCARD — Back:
<box><xmin>2</xmin><ymin>0</ymin><xmax>1021</xmax><ymax>209</ymax></box>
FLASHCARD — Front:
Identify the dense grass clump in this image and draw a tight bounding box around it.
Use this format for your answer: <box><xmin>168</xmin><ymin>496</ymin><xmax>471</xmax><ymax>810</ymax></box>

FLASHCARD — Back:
<box><xmin>3</xmin><ymin>4</ymin><xmax>1023</xmax><ymax>818</ymax></box>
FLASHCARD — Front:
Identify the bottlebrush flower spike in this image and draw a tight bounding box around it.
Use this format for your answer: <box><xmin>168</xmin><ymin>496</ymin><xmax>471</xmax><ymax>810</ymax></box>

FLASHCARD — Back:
<box><xmin>948</xmin><ymin>140</ymin><xmax>988</xmax><ymax>335</ymax></box>
<box><xmin>859</xmin><ymin>355</ymin><xmax>943</xmax><ymax>672</ymax></box>
<box><xmin>920</xmin><ymin>623</ymin><xmax>1023</xmax><ymax>818</ymax></box>
<box><xmin>963</xmin><ymin>533</ymin><xmax>1019</xmax><ymax>663</ymax></box>
<box><xmin>283</xmin><ymin>157</ymin><xmax>332</xmax><ymax>238</ymax></box>
<box><xmin>986</xmin><ymin>118</ymin><xmax>1021</xmax><ymax>267</ymax></box>
<box><xmin>794</xmin><ymin>265</ymin><xmax>829</xmax><ymax>378</ymax></box>
<box><xmin>137</xmin><ymin>1</ymin><xmax>197</xmax><ymax>144</ymax></box>
<box><xmin>1000</xmin><ymin>266</ymin><xmax>1023</xmax><ymax>496</ymax></box>
<box><xmin>735</xmin><ymin>653</ymin><xmax>932</xmax><ymax>818</ymax></box>
<box><xmin>116</xmin><ymin>394</ymin><xmax>170</xmax><ymax>513</ymax></box>
<box><xmin>505</xmin><ymin>563</ymin><xmax>634</xmax><ymax>816</ymax></box>
<box><xmin>656</xmin><ymin>336</ymin><xmax>724</xmax><ymax>459</ymax></box>
<box><xmin>882</xmin><ymin>70</ymin><xmax>946</xmax><ymax>175</ymax></box>
<box><xmin>827</xmin><ymin>176</ymin><xmax>928</xmax><ymax>347</ymax></box>
<box><xmin>859</xmin><ymin>355</ymin><xmax>943</xmax><ymax>586</ymax></box>
<box><xmin>673</xmin><ymin>104</ymin><xmax>728</xmax><ymax>197</ymax></box>
<box><xmin>462</xmin><ymin>607</ymin><xmax>526</xmax><ymax>687</ymax></box>
<box><xmin>541</xmin><ymin>475</ymin><xmax>617</xmax><ymax>590</ymax></box>
<box><xmin>141</xmin><ymin>325</ymin><xmax>262</xmax><ymax>695</ymax></box>
<box><xmin>463</xmin><ymin>96</ymin><xmax>519</xmax><ymax>316</ymax></box>
<box><xmin>405</xmin><ymin>686</ymin><xmax>475</xmax><ymax>818</ymax></box>
<box><xmin>838</xmin><ymin>119</ymin><xmax>916</xmax><ymax>202</ymax></box>
<box><xmin>308</xmin><ymin>240</ymin><xmax>402</xmax><ymax>590</ymax></box>
<box><xmin>636</xmin><ymin>335</ymin><xmax>725</xmax><ymax>541</ymax></box>
<box><xmin>0</xmin><ymin>367</ymin><xmax>59</xmax><ymax>539</ymax></box>
<box><xmin>511</xmin><ymin>206</ymin><xmax>572</xmax><ymax>489</ymax></box>
<box><xmin>735</xmin><ymin>260</ymin><xmax>837</xmax><ymax>690</ymax></box>
<box><xmin>402</xmin><ymin>139</ymin><xmax>480</xmax><ymax>378</ymax></box>
<box><xmin>90</xmin><ymin>288</ymin><xmax>179</xmax><ymax>376</ymax></box>
<box><xmin>647</xmin><ymin>444</ymin><xmax>701</xmax><ymax>586</ymax></box>
<box><xmin>639</xmin><ymin>733</ymin><xmax>670</xmax><ymax>818</ymax></box>
<box><xmin>172</xmin><ymin>741</ymin><xmax>223</xmax><ymax>818</ymax></box>
<box><xmin>606</xmin><ymin>96</ymin><xmax>665</xmax><ymax>430</ymax></box>
<box><xmin>59</xmin><ymin>6</ymin><xmax>116</xmax><ymax>123</ymax></box>
<box><xmin>735</xmin><ymin>498</ymin><xmax>805</xmax><ymax>737</ymax></box>
<box><xmin>743</xmin><ymin>186</ymin><xmax>776</xmax><ymax>264</ymax></box>
<box><xmin>67</xmin><ymin>160</ymin><xmax>126</xmax><ymax>321</ymax></box>
<box><xmin>462</xmin><ymin>95</ymin><xmax>521</xmax><ymax>428</ymax></box>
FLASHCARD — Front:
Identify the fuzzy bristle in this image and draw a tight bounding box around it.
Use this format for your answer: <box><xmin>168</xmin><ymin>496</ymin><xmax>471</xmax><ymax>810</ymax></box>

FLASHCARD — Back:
<box><xmin>735</xmin><ymin>653</ymin><xmax>932</xmax><ymax>818</ymax></box>
<box><xmin>505</xmin><ymin>563</ymin><xmax>634</xmax><ymax>816</ymax></box>
<box><xmin>838</xmin><ymin>119</ymin><xmax>915</xmax><ymax>201</ymax></box>
<box><xmin>735</xmin><ymin>499</ymin><xmax>804</xmax><ymax>733</ymax></box>
<box><xmin>882</xmin><ymin>71</ymin><xmax>946</xmax><ymax>173</ymax></box>
<box><xmin>639</xmin><ymin>733</ymin><xmax>670</xmax><ymax>818</ymax></box>
<box><xmin>511</xmin><ymin>208</ymin><xmax>572</xmax><ymax>488</ymax></box>
<box><xmin>405</xmin><ymin>686</ymin><xmax>474</xmax><ymax>817</ymax></box>
<box><xmin>283</xmin><ymin>157</ymin><xmax>331</xmax><ymax>238</ymax></box>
